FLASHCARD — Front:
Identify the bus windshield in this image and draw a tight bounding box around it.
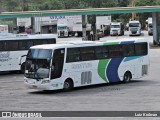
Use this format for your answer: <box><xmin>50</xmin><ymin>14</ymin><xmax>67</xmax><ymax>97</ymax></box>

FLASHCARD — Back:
<box><xmin>27</xmin><ymin>49</ymin><xmax>52</xmax><ymax>59</ymax></box>
<box><xmin>25</xmin><ymin>49</ymin><xmax>52</xmax><ymax>79</ymax></box>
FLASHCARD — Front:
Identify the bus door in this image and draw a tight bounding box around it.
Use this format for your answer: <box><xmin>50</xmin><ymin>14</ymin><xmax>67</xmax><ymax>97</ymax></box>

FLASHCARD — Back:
<box><xmin>51</xmin><ymin>48</ymin><xmax>65</xmax><ymax>79</ymax></box>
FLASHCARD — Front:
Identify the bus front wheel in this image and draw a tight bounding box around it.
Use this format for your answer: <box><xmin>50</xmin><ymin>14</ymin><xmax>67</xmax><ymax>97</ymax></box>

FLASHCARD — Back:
<box><xmin>123</xmin><ymin>72</ymin><xmax>132</xmax><ymax>83</ymax></box>
<box><xmin>63</xmin><ymin>79</ymin><xmax>73</xmax><ymax>91</ymax></box>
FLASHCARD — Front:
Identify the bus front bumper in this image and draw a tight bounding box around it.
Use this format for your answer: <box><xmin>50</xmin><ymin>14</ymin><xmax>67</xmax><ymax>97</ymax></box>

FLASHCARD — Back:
<box><xmin>24</xmin><ymin>78</ymin><xmax>62</xmax><ymax>90</ymax></box>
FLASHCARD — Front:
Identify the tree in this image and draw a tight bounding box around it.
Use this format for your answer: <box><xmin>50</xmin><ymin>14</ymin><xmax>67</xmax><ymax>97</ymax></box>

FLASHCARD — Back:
<box><xmin>118</xmin><ymin>0</ymin><xmax>130</xmax><ymax>7</ymax></box>
<box><xmin>135</xmin><ymin>0</ymin><xmax>157</xmax><ymax>6</ymax></box>
<box><xmin>2</xmin><ymin>0</ymin><xmax>22</xmax><ymax>12</ymax></box>
<box><xmin>23</xmin><ymin>0</ymin><xmax>29</xmax><ymax>11</ymax></box>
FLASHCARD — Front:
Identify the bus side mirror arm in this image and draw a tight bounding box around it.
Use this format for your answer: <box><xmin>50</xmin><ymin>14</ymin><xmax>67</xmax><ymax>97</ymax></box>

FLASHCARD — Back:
<box><xmin>19</xmin><ymin>55</ymin><xmax>27</xmax><ymax>65</ymax></box>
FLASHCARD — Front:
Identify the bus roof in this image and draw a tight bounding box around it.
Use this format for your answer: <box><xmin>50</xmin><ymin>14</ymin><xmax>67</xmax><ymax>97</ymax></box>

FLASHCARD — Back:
<box><xmin>100</xmin><ymin>37</ymin><xmax>148</xmax><ymax>43</ymax></box>
<box><xmin>0</xmin><ymin>33</ymin><xmax>57</xmax><ymax>40</ymax></box>
<box><xmin>30</xmin><ymin>38</ymin><xmax>148</xmax><ymax>50</ymax></box>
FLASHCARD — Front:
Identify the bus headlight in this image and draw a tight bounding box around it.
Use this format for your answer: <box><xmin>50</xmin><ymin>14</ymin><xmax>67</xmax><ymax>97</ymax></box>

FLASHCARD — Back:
<box><xmin>41</xmin><ymin>80</ymin><xmax>50</xmax><ymax>84</ymax></box>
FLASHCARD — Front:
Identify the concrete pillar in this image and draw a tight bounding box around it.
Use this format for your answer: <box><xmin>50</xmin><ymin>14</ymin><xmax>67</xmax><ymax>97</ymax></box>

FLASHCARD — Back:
<box><xmin>31</xmin><ymin>17</ymin><xmax>41</xmax><ymax>34</ymax></box>
<box><xmin>152</xmin><ymin>12</ymin><xmax>158</xmax><ymax>45</ymax></box>
<box><xmin>152</xmin><ymin>12</ymin><xmax>160</xmax><ymax>45</ymax></box>
<box><xmin>31</xmin><ymin>17</ymin><xmax>35</xmax><ymax>33</ymax></box>
<box><xmin>91</xmin><ymin>15</ymin><xmax>97</xmax><ymax>40</ymax></box>
<box><xmin>82</xmin><ymin>15</ymin><xmax>87</xmax><ymax>40</ymax></box>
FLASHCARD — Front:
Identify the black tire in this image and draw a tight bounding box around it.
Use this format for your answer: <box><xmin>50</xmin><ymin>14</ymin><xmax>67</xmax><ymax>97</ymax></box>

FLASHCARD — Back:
<box><xmin>20</xmin><ymin>62</ymin><xmax>25</xmax><ymax>74</ymax></box>
<box><xmin>63</xmin><ymin>79</ymin><xmax>73</xmax><ymax>91</ymax></box>
<box><xmin>123</xmin><ymin>72</ymin><xmax>131</xmax><ymax>83</ymax></box>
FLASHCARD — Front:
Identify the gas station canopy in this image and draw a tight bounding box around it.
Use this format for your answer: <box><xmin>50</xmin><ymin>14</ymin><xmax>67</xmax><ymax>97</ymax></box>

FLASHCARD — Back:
<box><xmin>0</xmin><ymin>6</ymin><xmax>160</xmax><ymax>19</ymax></box>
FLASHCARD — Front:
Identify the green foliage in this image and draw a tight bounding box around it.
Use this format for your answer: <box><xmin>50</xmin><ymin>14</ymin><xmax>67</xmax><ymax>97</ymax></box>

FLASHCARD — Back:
<box><xmin>0</xmin><ymin>19</ymin><xmax>14</xmax><ymax>26</ymax></box>
<box><xmin>2</xmin><ymin>0</ymin><xmax>22</xmax><ymax>12</ymax></box>
<box><xmin>135</xmin><ymin>0</ymin><xmax>157</xmax><ymax>6</ymax></box>
<box><xmin>1</xmin><ymin>0</ymin><xmax>160</xmax><ymax>12</ymax></box>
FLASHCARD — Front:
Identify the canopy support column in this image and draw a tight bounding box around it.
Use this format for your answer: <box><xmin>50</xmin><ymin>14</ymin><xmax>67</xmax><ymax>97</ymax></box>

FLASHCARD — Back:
<box><xmin>82</xmin><ymin>15</ymin><xmax>87</xmax><ymax>40</ymax></box>
<box><xmin>152</xmin><ymin>12</ymin><xmax>160</xmax><ymax>45</ymax></box>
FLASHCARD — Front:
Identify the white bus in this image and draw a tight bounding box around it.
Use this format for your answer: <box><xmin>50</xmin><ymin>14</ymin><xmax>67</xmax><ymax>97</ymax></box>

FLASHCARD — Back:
<box><xmin>0</xmin><ymin>33</ymin><xmax>56</xmax><ymax>73</ymax></box>
<box><xmin>24</xmin><ymin>38</ymin><xmax>149</xmax><ymax>91</ymax></box>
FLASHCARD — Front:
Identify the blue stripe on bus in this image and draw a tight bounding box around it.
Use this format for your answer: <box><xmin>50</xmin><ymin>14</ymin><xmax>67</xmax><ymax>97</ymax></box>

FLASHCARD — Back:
<box><xmin>105</xmin><ymin>41</ymin><xmax>135</xmax><ymax>82</ymax></box>
<box><xmin>106</xmin><ymin>58</ymin><xmax>124</xmax><ymax>82</ymax></box>
<box><xmin>121</xmin><ymin>41</ymin><xmax>135</xmax><ymax>44</ymax></box>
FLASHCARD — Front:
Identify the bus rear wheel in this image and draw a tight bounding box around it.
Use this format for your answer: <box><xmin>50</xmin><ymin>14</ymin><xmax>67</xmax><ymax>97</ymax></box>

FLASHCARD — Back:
<box><xmin>63</xmin><ymin>79</ymin><xmax>73</xmax><ymax>91</ymax></box>
<box><xmin>123</xmin><ymin>72</ymin><xmax>131</xmax><ymax>83</ymax></box>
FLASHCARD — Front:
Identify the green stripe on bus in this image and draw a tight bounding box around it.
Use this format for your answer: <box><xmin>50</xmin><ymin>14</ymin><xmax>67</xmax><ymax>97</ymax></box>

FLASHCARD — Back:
<box><xmin>104</xmin><ymin>42</ymin><xmax>120</xmax><ymax>45</ymax></box>
<box><xmin>98</xmin><ymin>59</ymin><xmax>110</xmax><ymax>82</ymax></box>
<box><xmin>98</xmin><ymin>42</ymin><xmax>120</xmax><ymax>82</ymax></box>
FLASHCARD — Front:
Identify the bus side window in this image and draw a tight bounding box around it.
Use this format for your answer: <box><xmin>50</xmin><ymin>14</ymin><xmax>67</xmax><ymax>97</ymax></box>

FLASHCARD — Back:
<box><xmin>80</xmin><ymin>47</ymin><xmax>95</xmax><ymax>61</ymax></box>
<box><xmin>102</xmin><ymin>46</ymin><xmax>109</xmax><ymax>58</ymax></box>
<box><xmin>135</xmin><ymin>43</ymin><xmax>148</xmax><ymax>56</ymax></box>
<box><xmin>19</xmin><ymin>40</ymin><xmax>32</xmax><ymax>50</ymax></box>
<box><xmin>3</xmin><ymin>41</ymin><xmax>9</xmax><ymax>51</ymax></box>
<box><xmin>109</xmin><ymin>45</ymin><xmax>123</xmax><ymax>58</ymax></box>
<box><xmin>66</xmin><ymin>48</ymin><xmax>80</xmax><ymax>62</ymax></box>
<box><xmin>26</xmin><ymin>41</ymin><xmax>33</xmax><ymax>49</ymax></box>
<box><xmin>9</xmin><ymin>41</ymin><xmax>19</xmax><ymax>51</ymax></box>
<box><xmin>19</xmin><ymin>41</ymin><xmax>27</xmax><ymax>50</ymax></box>
<box><xmin>122</xmin><ymin>44</ymin><xmax>135</xmax><ymax>56</ymax></box>
<box><xmin>48</xmin><ymin>38</ymin><xmax>56</xmax><ymax>44</ymax></box>
<box><xmin>0</xmin><ymin>42</ymin><xmax>3</xmax><ymax>51</ymax></box>
<box><xmin>95</xmin><ymin>46</ymin><xmax>109</xmax><ymax>59</ymax></box>
<box><xmin>95</xmin><ymin>46</ymin><xmax>103</xmax><ymax>59</ymax></box>
<box><xmin>42</xmin><ymin>39</ymin><xmax>48</xmax><ymax>44</ymax></box>
<box><xmin>33</xmin><ymin>39</ymin><xmax>42</xmax><ymax>45</ymax></box>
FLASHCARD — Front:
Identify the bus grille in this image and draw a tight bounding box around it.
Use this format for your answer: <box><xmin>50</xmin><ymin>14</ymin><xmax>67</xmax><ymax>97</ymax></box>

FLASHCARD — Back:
<box><xmin>81</xmin><ymin>71</ymin><xmax>92</xmax><ymax>85</ymax></box>
<box><xmin>142</xmin><ymin>65</ymin><xmax>148</xmax><ymax>76</ymax></box>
